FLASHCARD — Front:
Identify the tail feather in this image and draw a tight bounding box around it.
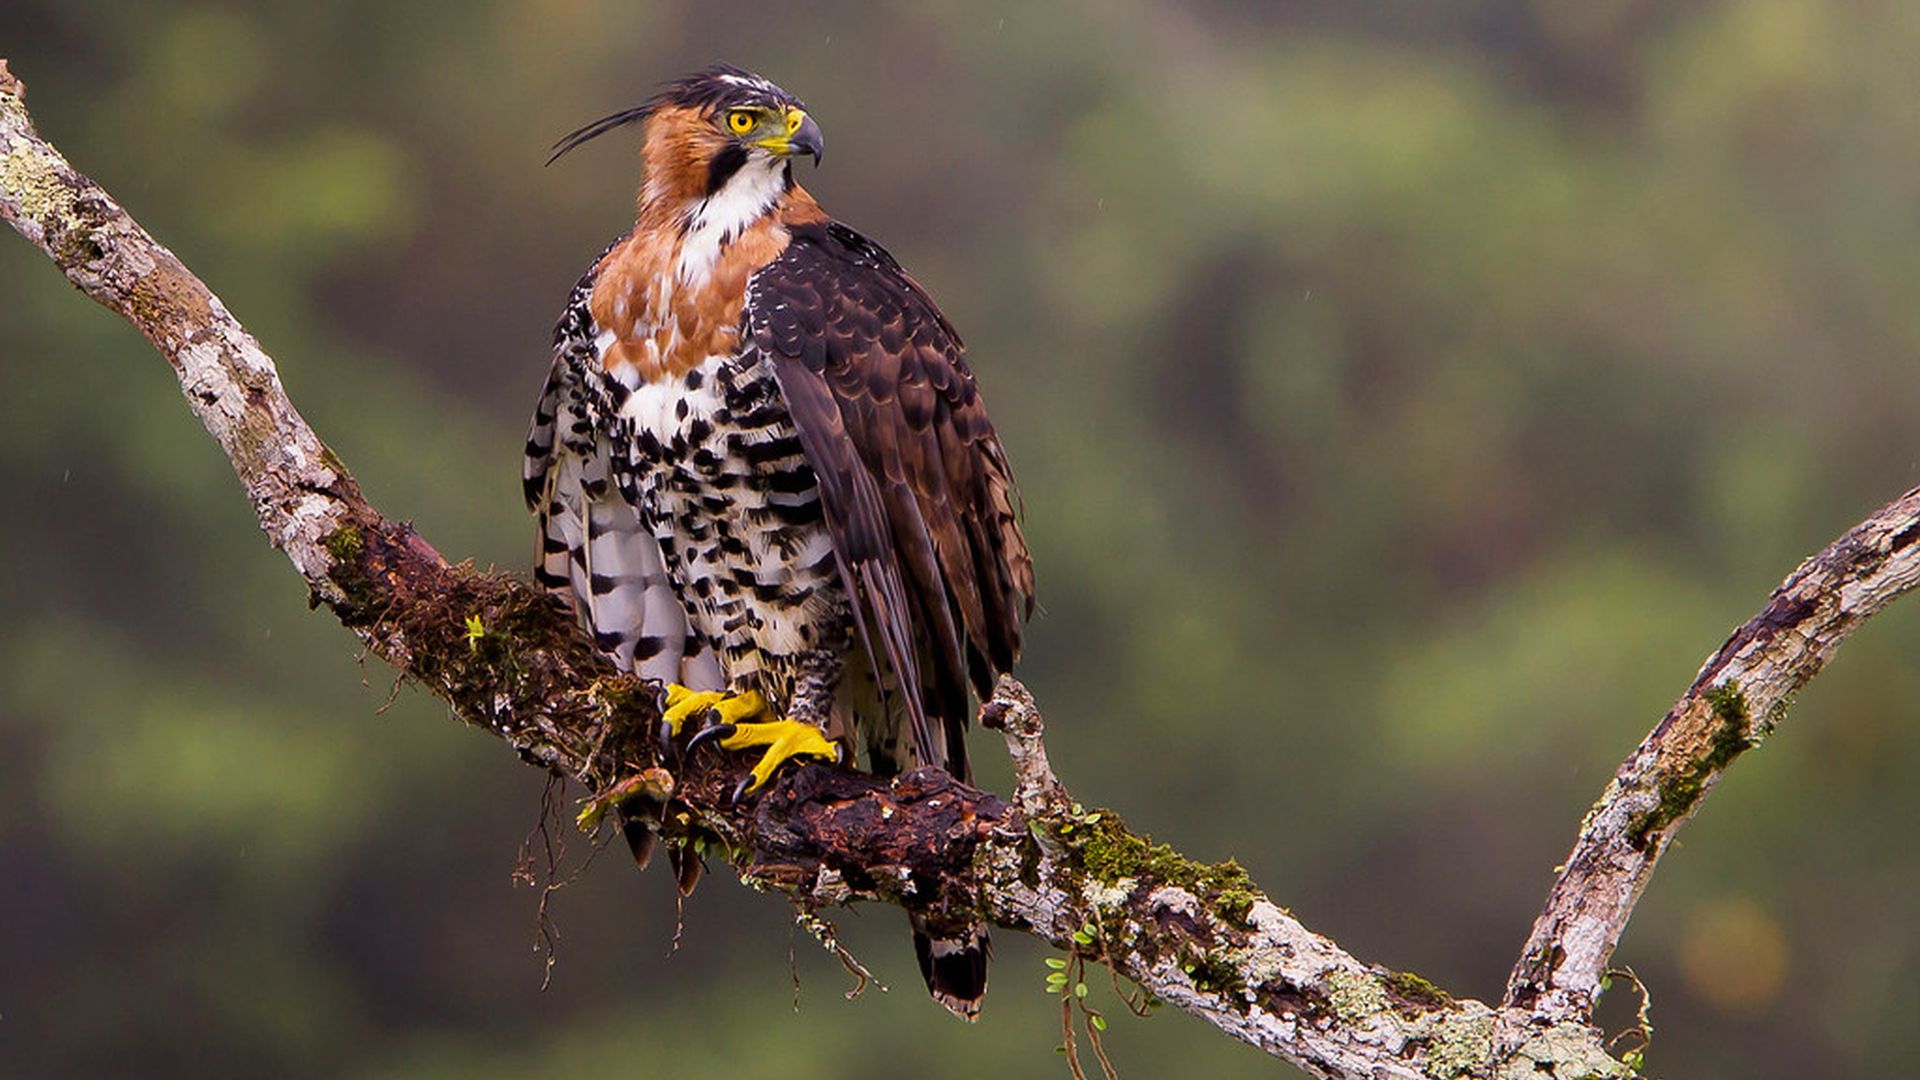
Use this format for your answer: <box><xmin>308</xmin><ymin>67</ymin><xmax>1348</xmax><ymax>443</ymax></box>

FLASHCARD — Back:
<box><xmin>616</xmin><ymin>810</ymin><xmax>655</xmax><ymax>869</ymax></box>
<box><xmin>911</xmin><ymin>914</ymin><xmax>989</xmax><ymax>1021</ymax></box>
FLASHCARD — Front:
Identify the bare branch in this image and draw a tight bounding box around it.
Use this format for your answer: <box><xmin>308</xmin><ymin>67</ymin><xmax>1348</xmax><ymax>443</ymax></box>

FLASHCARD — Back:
<box><xmin>0</xmin><ymin>57</ymin><xmax>361</xmax><ymax>592</ymax></box>
<box><xmin>1505</xmin><ymin>485</ymin><xmax>1920</xmax><ymax>1020</ymax></box>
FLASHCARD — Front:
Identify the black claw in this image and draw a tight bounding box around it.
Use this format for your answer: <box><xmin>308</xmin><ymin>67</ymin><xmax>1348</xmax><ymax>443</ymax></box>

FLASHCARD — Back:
<box><xmin>686</xmin><ymin>722</ymin><xmax>736</xmax><ymax>753</ymax></box>
<box><xmin>660</xmin><ymin>722</ymin><xmax>694</xmax><ymax>770</ymax></box>
<box><xmin>728</xmin><ymin>774</ymin><xmax>755</xmax><ymax>805</ymax></box>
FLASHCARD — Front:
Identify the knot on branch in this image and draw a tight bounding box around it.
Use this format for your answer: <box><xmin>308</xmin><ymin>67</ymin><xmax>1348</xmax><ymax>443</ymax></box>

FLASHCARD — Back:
<box><xmin>746</xmin><ymin>765</ymin><xmax>1010</xmax><ymax>912</ymax></box>
<box><xmin>980</xmin><ymin>675</ymin><xmax>1070</xmax><ymax>820</ymax></box>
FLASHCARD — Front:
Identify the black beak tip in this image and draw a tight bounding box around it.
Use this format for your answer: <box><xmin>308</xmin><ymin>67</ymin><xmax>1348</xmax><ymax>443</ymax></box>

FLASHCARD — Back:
<box><xmin>793</xmin><ymin>115</ymin><xmax>825</xmax><ymax>167</ymax></box>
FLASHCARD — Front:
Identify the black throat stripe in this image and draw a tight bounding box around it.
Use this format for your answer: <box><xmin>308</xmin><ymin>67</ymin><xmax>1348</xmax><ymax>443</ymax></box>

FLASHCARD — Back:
<box><xmin>705</xmin><ymin>143</ymin><xmax>748</xmax><ymax>196</ymax></box>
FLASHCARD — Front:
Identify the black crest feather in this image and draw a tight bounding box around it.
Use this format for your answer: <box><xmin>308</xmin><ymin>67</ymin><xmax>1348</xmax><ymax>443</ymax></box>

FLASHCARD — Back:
<box><xmin>546</xmin><ymin>64</ymin><xmax>800</xmax><ymax>166</ymax></box>
<box><xmin>546</xmin><ymin>105</ymin><xmax>651</xmax><ymax>166</ymax></box>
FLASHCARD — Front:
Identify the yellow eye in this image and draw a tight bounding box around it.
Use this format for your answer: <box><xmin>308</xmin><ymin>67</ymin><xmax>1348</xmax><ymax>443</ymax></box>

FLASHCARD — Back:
<box><xmin>726</xmin><ymin>110</ymin><xmax>756</xmax><ymax>135</ymax></box>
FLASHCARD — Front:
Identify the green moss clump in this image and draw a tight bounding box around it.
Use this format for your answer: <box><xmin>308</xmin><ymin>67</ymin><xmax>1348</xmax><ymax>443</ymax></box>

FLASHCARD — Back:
<box><xmin>1178</xmin><ymin>946</ymin><xmax>1244</xmax><ymax>997</ymax></box>
<box><xmin>321</xmin><ymin>524</ymin><xmax>374</xmax><ymax>610</ymax></box>
<box><xmin>1703</xmin><ymin>680</ymin><xmax>1748</xmax><ymax>726</ymax></box>
<box><xmin>1070</xmin><ymin>810</ymin><xmax>1260</xmax><ymax>928</ymax></box>
<box><xmin>1383</xmin><ymin>969</ymin><xmax>1455</xmax><ymax>1011</ymax></box>
<box><xmin>1212</xmin><ymin>868</ymin><xmax>1259</xmax><ymax>925</ymax></box>
<box><xmin>1630</xmin><ymin>680</ymin><xmax>1753</xmax><ymax>846</ymax></box>
<box><xmin>323</xmin><ymin>522</ymin><xmax>364</xmax><ymax>565</ymax></box>
<box><xmin>317</xmin><ymin>518</ymin><xmax>628</xmax><ymax>766</ymax></box>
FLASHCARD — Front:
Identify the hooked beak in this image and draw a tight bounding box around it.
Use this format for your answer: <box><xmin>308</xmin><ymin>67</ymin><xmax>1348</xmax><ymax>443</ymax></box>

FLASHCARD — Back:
<box><xmin>762</xmin><ymin>109</ymin><xmax>823</xmax><ymax>165</ymax></box>
<box><xmin>790</xmin><ymin>113</ymin><xmax>824</xmax><ymax>165</ymax></box>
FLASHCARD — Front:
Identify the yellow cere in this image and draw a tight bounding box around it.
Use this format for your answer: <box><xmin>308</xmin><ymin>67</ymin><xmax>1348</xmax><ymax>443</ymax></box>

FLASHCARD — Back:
<box><xmin>785</xmin><ymin>108</ymin><xmax>805</xmax><ymax>133</ymax></box>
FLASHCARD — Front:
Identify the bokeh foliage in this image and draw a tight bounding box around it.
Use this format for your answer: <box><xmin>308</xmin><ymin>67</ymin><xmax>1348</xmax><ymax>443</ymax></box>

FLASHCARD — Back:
<box><xmin>5</xmin><ymin>2</ymin><xmax>1920</xmax><ymax>1077</ymax></box>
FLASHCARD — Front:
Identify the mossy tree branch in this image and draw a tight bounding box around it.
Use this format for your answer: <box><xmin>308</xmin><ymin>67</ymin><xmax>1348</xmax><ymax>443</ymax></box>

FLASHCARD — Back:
<box><xmin>1504</xmin><ymin>487</ymin><xmax>1920</xmax><ymax>1022</ymax></box>
<box><xmin>10</xmin><ymin>56</ymin><xmax>1916</xmax><ymax>1078</ymax></box>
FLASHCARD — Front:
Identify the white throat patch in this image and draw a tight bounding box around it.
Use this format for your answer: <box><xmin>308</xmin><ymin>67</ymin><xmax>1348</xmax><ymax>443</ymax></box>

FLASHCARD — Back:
<box><xmin>678</xmin><ymin>155</ymin><xmax>787</xmax><ymax>284</ymax></box>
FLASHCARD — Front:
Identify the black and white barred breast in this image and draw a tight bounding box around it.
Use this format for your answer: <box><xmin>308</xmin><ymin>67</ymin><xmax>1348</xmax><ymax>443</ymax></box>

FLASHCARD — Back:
<box><xmin>524</xmin><ymin>244</ymin><xmax>883</xmax><ymax>751</ymax></box>
<box><xmin>610</xmin><ymin>339</ymin><xmax>855</xmax><ymax>707</ymax></box>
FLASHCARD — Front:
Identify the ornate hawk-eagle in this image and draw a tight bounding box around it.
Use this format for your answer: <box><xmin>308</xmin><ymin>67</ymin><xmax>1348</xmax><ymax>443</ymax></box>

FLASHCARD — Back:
<box><xmin>523</xmin><ymin>66</ymin><xmax>1034</xmax><ymax>1018</ymax></box>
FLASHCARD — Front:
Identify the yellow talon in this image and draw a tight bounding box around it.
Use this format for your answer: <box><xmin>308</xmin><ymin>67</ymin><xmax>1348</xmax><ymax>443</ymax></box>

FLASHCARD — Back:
<box><xmin>660</xmin><ymin>684</ymin><xmax>722</xmax><ymax>736</ymax></box>
<box><xmin>660</xmin><ymin>684</ymin><xmax>770</xmax><ymax>736</ymax></box>
<box><xmin>710</xmin><ymin>689</ymin><xmax>772</xmax><ymax>725</ymax></box>
<box><xmin>718</xmin><ymin>718</ymin><xmax>841</xmax><ymax>792</ymax></box>
<box><xmin>660</xmin><ymin>685</ymin><xmax>833</xmax><ymax>792</ymax></box>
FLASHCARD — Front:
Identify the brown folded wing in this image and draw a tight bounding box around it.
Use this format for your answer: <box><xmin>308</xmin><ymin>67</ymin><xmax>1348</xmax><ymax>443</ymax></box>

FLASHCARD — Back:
<box><xmin>747</xmin><ymin>221</ymin><xmax>1034</xmax><ymax>770</ymax></box>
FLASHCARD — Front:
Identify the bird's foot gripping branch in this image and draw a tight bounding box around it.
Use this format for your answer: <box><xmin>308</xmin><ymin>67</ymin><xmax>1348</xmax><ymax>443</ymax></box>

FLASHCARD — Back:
<box><xmin>21</xmin><ymin>54</ymin><xmax>1920</xmax><ymax>1078</ymax></box>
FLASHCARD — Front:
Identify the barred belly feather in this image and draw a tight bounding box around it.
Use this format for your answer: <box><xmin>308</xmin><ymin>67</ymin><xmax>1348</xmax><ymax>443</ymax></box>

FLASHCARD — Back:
<box><xmin>614</xmin><ymin>348</ymin><xmax>858</xmax><ymax>734</ymax></box>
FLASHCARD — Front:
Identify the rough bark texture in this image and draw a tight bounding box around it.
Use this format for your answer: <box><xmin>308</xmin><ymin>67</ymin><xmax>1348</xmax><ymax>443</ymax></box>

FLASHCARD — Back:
<box><xmin>1504</xmin><ymin>487</ymin><xmax>1920</xmax><ymax>1021</ymax></box>
<box><xmin>7</xmin><ymin>57</ymin><xmax>1916</xmax><ymax>1078</ymax></box>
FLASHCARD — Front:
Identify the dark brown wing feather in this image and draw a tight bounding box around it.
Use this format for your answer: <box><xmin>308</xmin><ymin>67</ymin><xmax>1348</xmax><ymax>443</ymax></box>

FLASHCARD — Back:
<box><xmin>747</xmin><ymin>221</ymin><xmax>1034</xmax><ymax>772</ymax></box>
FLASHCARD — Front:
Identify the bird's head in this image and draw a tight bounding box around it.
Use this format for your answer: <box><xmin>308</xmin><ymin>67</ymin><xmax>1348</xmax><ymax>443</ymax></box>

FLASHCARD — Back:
<box><xmin>549</xmin><ymin>65</ymin><xmax>824</xmax><ymax>210</ymax></box>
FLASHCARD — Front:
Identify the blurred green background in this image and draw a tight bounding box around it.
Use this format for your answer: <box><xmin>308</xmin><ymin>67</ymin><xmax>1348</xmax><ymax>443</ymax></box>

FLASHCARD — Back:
<box><xmin>5</xmin><ymin>1</ymin><xmax>1920</xmax><ymax>1076</ymax></box>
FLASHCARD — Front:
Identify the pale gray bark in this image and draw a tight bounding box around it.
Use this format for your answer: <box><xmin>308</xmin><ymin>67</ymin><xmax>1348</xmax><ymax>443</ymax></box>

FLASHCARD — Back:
<box><xmin>1505</xmin><ymin>488</ymin><xmax>1920</xmax><ymax>1021</ymax></box>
